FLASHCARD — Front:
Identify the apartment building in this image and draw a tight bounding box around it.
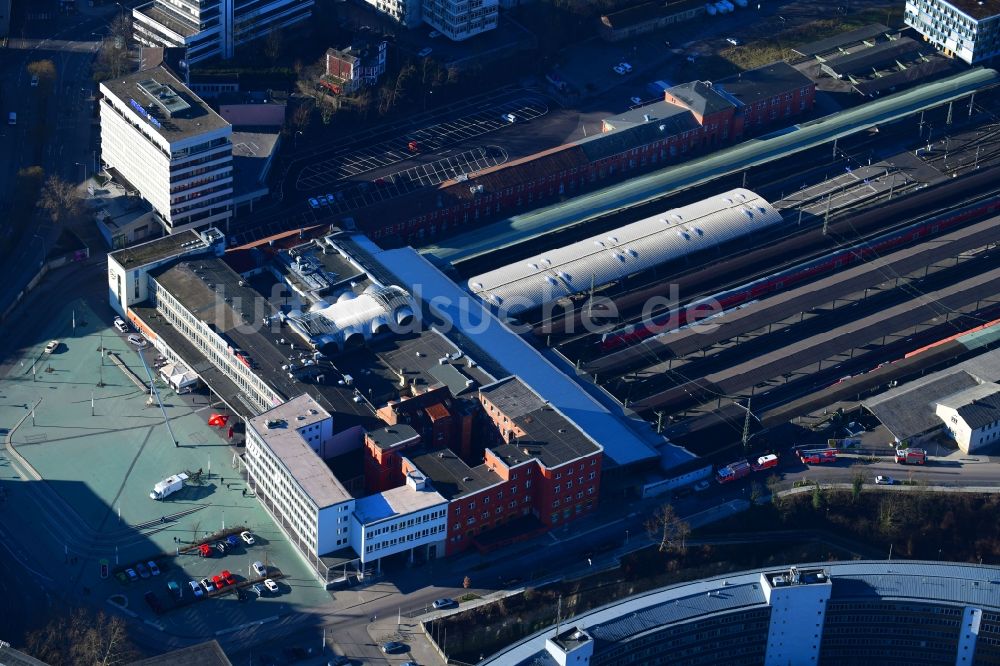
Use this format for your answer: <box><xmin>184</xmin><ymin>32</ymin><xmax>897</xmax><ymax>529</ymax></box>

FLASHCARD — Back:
<box><xmin>905</xmin><ymin>0</ymin><xmax>1000</xmax><ymax>64</ymax></box>
<box><xmin>99</xmin><ymin>66</ymin><xmax>234</xmax><ymax>235</ymax></box>
<box><xmin>133</xmin><ymin>0</ymin><xmax>315</xmax><ymax>64</ymax></box>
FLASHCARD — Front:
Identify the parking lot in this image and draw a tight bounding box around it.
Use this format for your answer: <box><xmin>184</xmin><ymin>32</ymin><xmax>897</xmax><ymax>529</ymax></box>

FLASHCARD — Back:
<box><xmin>306</xmin><ymin>145</ymin><xmax>508</xmax><ymax>216</ymax></box>
<box><xmin>295</xmin><ymin>97</ymin><xmax>548</xmax><ymax>191</ymax></box>
<box><xmin>0</xmin><ymin>294</ymin><xmax>332</xmax><ymax>640</ymax></box>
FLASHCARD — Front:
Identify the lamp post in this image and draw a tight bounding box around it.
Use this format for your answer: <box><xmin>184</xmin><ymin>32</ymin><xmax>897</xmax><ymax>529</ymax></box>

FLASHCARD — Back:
<box><xmin>74</xmin><ymin>161</ymin><xmax>87</xmax><ymax>182</ymax></box>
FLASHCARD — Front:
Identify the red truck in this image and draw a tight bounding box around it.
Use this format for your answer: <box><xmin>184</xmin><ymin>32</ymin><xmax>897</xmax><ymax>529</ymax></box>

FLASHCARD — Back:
<box><xmin>716</xmin><ymin>460</ymin><xmax>752</xmax><ymax>484</ymax></box>
<box><xmin>894</xmin><ymin>447</ymin><xmax>926</xmax><ymax>465</ymax></box>
<box><xmin>750</xmin><ymin>454</ymin><xmax>779</xmax><ymax>472</ymax></box>
<box><xmin>798</xmin><ymin>448</ymin><xmax>837</xmax><ymax>464</ymax></box>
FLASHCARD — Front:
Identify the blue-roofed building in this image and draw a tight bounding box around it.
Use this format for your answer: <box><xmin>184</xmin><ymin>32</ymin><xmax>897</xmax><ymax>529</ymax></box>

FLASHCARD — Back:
<box><xmin>481</xmin><ymin>561</ymin><xmax>1000</xmax><ymax>666</ymax></box>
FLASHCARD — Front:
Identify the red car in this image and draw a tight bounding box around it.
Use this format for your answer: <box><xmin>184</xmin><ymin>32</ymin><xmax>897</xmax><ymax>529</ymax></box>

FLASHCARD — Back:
<box><xmin>198</xmin><ymin>543</ymin><xmax>212</xmax><ymax>558</ymax></box>
<box><xmin>212</xmin><ymin>575</ymin><xmax>224</xmax><ymax>590</ymax></box>
<box><xmin>222</xmin><ymin>570</ymin><xmax>236</xmax><ymax>586</ymax></box>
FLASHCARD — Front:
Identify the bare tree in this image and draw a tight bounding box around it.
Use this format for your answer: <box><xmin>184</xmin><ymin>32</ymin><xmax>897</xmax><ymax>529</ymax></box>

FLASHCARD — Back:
<box><xmin>39</xmin><ymin>174</ymin><xmax>83</xmax><ymax>225</ymax></box>
<box><xmin>289</xmin><ymin>102</ymin><xmax>313</xmax><ymax>135</ymax></box>
<box><xmin>24</xmin><ymin>608</ymin><xmax>140</xmax><ymax>665</ymax></box>
<box><xmin>645</xmin><ymin>503</ymin><xmax>690</xmax><ymax>553</ymax></box>
<box><xmin>264</xmin><ymin>29</ymin><xmax>283</xmax><ymax>63</ymax></box>
<box><xmin>27</xmin><ymin>59</ymin><xmax>57</xmax><ymax>83</ymax></box>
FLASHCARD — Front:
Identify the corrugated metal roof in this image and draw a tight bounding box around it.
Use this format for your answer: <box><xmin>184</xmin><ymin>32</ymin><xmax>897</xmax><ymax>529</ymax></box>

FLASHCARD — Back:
<box><xmin>466</xmin><ymin>188</ymin><xmax>781</xmax><ymax>314</ymax></box>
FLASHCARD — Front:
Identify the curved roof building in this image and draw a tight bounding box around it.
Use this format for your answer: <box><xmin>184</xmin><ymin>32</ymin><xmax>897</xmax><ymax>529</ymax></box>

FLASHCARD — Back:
<box><xmin>482</xmin><ymin>560</ymin><xmax>1000</xmax><ymax>666</ymax></box>
<box><xmin>466</xmin><ymin>188</ymin><xmax>781</xmax><ymax>315</ymax></box>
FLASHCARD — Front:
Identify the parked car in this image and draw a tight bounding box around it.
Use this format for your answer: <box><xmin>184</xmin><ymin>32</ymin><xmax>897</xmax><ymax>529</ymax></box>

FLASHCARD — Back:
<box><xmin>428</xmin><ymin>30</ymin><xmax>441</xmax><ymax>38</ymax></box>
<box><xmin>212</xmin><ymin>575</ymin><xmax>224</xmax><ymax>590</ymax></box>
<box><xmin>613</xmin><ymin>64</ymin><xmax>627</xmax><ymax>75</ymax></box>
<box><xmin>125</xmin><ymin>568</ymin><xmax>138</xmax><ymax>582</ymax></box>
<box><xmin>226</xmin><ymin>534</ymin><xmax>240</xmax><ymax>547</ymax></box>
<box><xmin>726</xmin><ymin>36</ymin><xmax>740</xmax><ymax>45</ymax></box>
<box><xmin>875</xmin><ymin>475</ymin><xmax>897</xmax><ymax>485</ymax></box>
<box><xmin>197</xmin><ymin>543</ymin><xmax>212</xmax><ymax>558</ymax></box>
<box><xmin>215</xmin><ymin>541</ymin><xmax>228</xmax><ymax>554</ymax></box>
<box><xmin>30</xmin><ymin>75</ymin><xmax>39</xmax><ymax>87</ymax></box>
<box><xmin>144</xmin><ymin>591</ymin><xmax>163</xmax><ymax>614</ymax></box>
<box><xmin>252</xmin><ymin>561</ymin><xmax>267</xmax><ymax>577</ymax></box>
<box><xmin>240</xmin><ymin>531</ymin><xmax>255</xmax><ymax>545</ymax></box>
<box><xmin>502</xmin><ymin>113</ymin><xmax>517</xmax><ymax>123</ymax></box>
<box><xmin>308</xmin><ymin>197</ymin><xmax>321</xmax><ymax>209</ymax></box>
<box><xmin>166</xmin><ymin>580</ymin><xmax>181</xmax><ymax>599</ymax></box>
<box><xmin>113</xmin><ymin>317</ymin><xmax>129</xmax><ymax>333</ymax></box>
<box><xmin>189</xmin><ymin>580</ymin><xmax>204</xmax><ymax>598</ymax></box>
<box><xmin>44</xmin><ymin>340</ymin><xmax>59</xmax><ymax>354</ymax></box>
<box><xmin>222</xmin><ymin>570</ymin><xmax>237</xmax><ymax>586</ymax></box>
<box><xmin>630</xmin><ymin>96</ymin><xmax>642</xmax><ymax>106</ymax></box>
<box><xmin>417</xmin><ymin>47</ymin><xmax>433</xmax><ymax>57</ymax></box>
<box><xmin>694</xmin><ymin>480</ymin><xmax>711</xmax><ymax>492</ymax></box>
<box><xmin>263</xmin><ymin>578</ymin><xmax>279</xmax><ymax>593</ymax></box>
<box><xmin>136</xmin><ymin>562</ymin><xmax>150</xmax><ymax>579</ymax></box>
<box><xmin>251</xmin><ymin>583</ymin><xmax>265</xmax><ymax>597</ymax></box>
<box><xmin>200</xmin><ymin>578</ymin><xmax>213</xmax><ymax>593</ymax></box>
<box><xmin>432</xmin><ymin>598</ymin><xmax>457</xmax><ymax>610</ymax></box>
<box><xmin>619</xmin><ymin>61</ymin><xmax>632</xmax><ymax>73</ymax></box>
<box><xmin>325</xmin><ymin>193</ymin><xmax>336</xmax><ymax>205</ymax></box>
<box><xmin>327</xmin><ymin>657</ymin><xmax>350</xmax><ymax>666</ymax></box>
<box><xmin>147</xmin><ymin>561</ymin><xmax>161</xmax><ymax>576</ymax></box>
<box><xmin>381</xmin><ymin>641</ymin><xmax>407</xmax><ymax>654</ymax></box>
<box><xmin>686</xmin><ymin>54</ymin><xmax>697</xmax><ymax>63</ymax></box>
<box><xmin>127</xmin><ymin>334</ymin><xmax>147</xmax><ymax>348</ymax></box>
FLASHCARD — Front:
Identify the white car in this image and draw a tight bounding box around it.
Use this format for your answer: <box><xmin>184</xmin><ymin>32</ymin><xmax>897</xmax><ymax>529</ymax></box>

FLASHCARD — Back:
<box><xmin>44</xmin><ymin>340</ymin><xmax>59</xmax><ymax>354</ymax></box>
<box><xmin>263</xmin><ymin>578</ymin><xmax>279</xmax><ymax>593</ymax></box>
<box><xmin>619</xmin><ymin>61</ymin><xmax>632</xmax><ymax>73</ymax></box>
<box><xmin>630</xmin><ymin>96</ymin><xmax>643</xmax><ymax>106</ymax></box>
<box><xmin>613</xmin><ymin>64</ymin><xmax>627</xmax><ymax>75</ymax></box>
<box><xmin>200</xmin><ymin>577</ymin><xmax>214</xmax><ymax>594</ymax></box>
<box><xmin>694</xmin><ymin>480</ymin><xmax>710</xmax><ymax>492</ymax></box>
<box><xmin>875</xmin><ymin>475</ymin><xmax>897</xmax><ymax>485</ymax></box>
<box><xmin>252</xmin><ymin>561</ymin><xmax>267</xmax><ymax>576</ymax></box>
<box><xmin>127</xmin><ymin>334</ymin><xmax>147</xmax><ymax>348</ymax></box>
<box><xmin>429</xmin><ymin>30</ymin><xmax>441</xmax><ymax>38</ymax></box>
<box><xmin>189</xmin><ymin>580</ymin><xmax>204</xmax><ymax>597</ymax></box>
<box><xmin>240</xmin><ymin>530</ymin><xmax>255</xmax><ymax>545</ymax></box>
<box><xmin>726</xmin><ymin>37</ymin><xmax>740</xmax><ymax>46</ymax></box>
<box><xmin>501</xmin><ymin>113</ymin><xmax>516</xmax><ymax>123</ymax></box>
<box><xmin>417</xmin><ymin>47</ymin><xmax>433</xmax><ymax>57</ymax></box>
<box><xmin>114</xmin><ymin>316</ymin><xmax>129</xmax><ymax>333</ymax></box>
<box><xmin>308</xmin><ymin>197</ymin><xmax>321</xmax><ymax>209</ymax></box>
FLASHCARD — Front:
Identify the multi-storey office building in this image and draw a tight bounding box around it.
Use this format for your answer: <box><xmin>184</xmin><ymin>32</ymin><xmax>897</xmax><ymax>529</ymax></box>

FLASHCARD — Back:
<box><xmin>905</xmin><ymin>0</ymin><xmax>1000</xmax><ymax>64</ymax></box>
<box><xmin>484</xmin><ymin>561</ymin><xmax>1000</xmax><ymax>666</ymax></box>
<box><xmin>99</xmin><ymin>66</ymin><xmax>234</xmax><ymax>235</ymax></box>
<box><xmin>421</xmin><ymin>0</ymin><xmax>498</xmax><ymax>41</ymax></box>
<box><xmin>133</xmin><ymin>0</ymin><xmax>314</xmax><ymax>64</ymax></box>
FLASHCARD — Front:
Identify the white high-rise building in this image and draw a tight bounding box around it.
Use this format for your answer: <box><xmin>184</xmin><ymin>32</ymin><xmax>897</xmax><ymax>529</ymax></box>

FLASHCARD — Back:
<box><xmin>421</xmin><ymin>0</ymin><xmax>498</xmax><ymax>40</ymax></box>
<box><xmin>905</xmin><ymin>0</ymin><xmax>1000</xmax><ymax>64</ymax></box>
<box><xmin>99</xmin><ymin>65</ymin><xmax>234</xmax><ymax>234</ymax></box>
<box><xmin>133</xmin><ymin>0</ymin><xmax>314</xmax><ymax>65</ymax></box>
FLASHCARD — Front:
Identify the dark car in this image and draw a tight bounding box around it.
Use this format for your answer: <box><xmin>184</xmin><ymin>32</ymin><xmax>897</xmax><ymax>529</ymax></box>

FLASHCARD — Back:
<box><xmin>381</xmin><ymin>641</ymin><xmax>407</xmax><ymax>654</ymax></box>
<box><xmin>215</xmin><ymin>541</ymin><xmax>228</xmax><ymax>554</ymax></box>
<box><xmin>144</xmin><ymin>591</ymin><xmax>164</xmax><ymax>614</ymax></box>
<box><xmin>226</xmin><ymin>534</ymin><xmax>240</xmax><ymax>547</ymax></box>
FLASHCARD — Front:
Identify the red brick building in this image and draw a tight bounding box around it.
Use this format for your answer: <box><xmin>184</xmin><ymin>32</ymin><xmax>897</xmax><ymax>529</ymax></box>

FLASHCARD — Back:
<box><xmin>351</xmin><ymin>61</ymin><xmax>815</xmax><ymax>246</ymax></box>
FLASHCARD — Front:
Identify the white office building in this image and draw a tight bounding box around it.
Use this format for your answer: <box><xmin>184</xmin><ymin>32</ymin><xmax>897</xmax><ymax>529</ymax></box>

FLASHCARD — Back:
<box><xmin>99</xmin><ymin>66</ymin><xmax>234</xmax><ymax>235</ymax></box>
<box><xmin>421</xmin><ymin>0</ymin><xmax>498</xmax><ymax>40</ymax></box>
<box><xmin>935</xmin><ymin>382</ymin><xmax>1000</xmax><ymax>453</ymax></box>
<box><xmin>905</xmin><ymin>0</ymin><xmax>1000</xmax><ymax>64</ymax></box>
<box><xmin>133</xmin><ymin>0</ymin><xmax>315</xmax><ymax>64</ymax></box>
<box><xmin>246</xmin><ymin>395</ymin><xmax>356</xmax><ymax>568</ymax></box>
<box><xmin>351</xmin><ymin>469</ymin><xmax>448</xmax><ymax>569</ymax></box>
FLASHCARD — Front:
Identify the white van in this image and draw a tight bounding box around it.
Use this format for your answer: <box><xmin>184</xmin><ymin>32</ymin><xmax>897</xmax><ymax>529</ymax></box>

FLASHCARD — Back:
<box><xmin>7</xmin><ymin>112</ymin><xmax>15</xmax><ymax>125</ymax></box>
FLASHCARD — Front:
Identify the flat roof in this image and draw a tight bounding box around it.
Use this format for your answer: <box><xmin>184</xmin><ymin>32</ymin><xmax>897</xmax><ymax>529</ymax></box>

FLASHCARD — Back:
<box><xmin>100</xmin><ymin>65</ymin><xmax>230</xmax><ymax>142</ymax></box>
<box><xmin>366</xmin><ymin>423</ymin><xmax>420</xmax><ymax>449</ymax></box>
<box><xmin>248</xmin><ymin>396</ymin><xmax>353</xmax><ymax>509</ymax></box>
<box><xmin>134</xmin><ymin>2</ymin><xmax>199</xmax><ymax>37</ymax></box>
<box><xmin>792</xmin><ymin>23</ymin><xmax>890</xmax><ymax>57</ymax></box>
<box><xmin>109</xmin><ymin>229</ymin><xmax>206</xmax><ymax>268</ymax></box>
<box><xmin>370</xmin><ymin>245</ymin><xmax>675</xmax><ymax>467</ymax></box>
<box><xmin>942</xmin><ymin>0</ymin><xmax>1000</xmax><ymax>20</ymax></box>
<box><xmin>409</xmin><ymin>448</ymin><xmax>503</xmax><ymax>499</ymax></box>
<box><xmin>149</xmin><ymin>257</ymin><xmax>381</xmax><ymax>429</ymax></box>
<box><xmin>353</xmin><ymin>481</ymin><xmax>447</xmax><ymax>524</ymax></box>
<box><xmin>716</xmin><ymin>62</ymin><xmax>814</xmax><ymax>105</ymax></box>
<box><xmin>232</xmin><ymin>129</ymin><xmax>280</xmax><ymax>193</ymax></box>
<box><xmin>481</xmin><ymin>377</ymin><xmax>602</xmax><ymax>469</ymax></box>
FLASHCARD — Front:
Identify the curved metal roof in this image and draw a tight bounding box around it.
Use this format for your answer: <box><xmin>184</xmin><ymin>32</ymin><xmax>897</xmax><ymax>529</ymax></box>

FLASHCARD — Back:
<box><xmin>466</xmin><ymin>188</ymin><xmax>781</xmax><ymax>314</ymax></box>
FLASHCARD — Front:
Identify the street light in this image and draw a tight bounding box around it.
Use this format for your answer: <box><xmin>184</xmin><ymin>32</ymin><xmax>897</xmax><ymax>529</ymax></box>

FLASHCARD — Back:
<box><xmin>74</xmin><ymin>161</ymin><xmax>87</xmax><ymax>182</ymax></box>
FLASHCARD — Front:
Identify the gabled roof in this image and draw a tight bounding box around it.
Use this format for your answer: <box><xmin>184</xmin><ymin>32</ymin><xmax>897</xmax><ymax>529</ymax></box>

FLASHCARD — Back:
<box><xmin>938</xmin><ymin>382</ymin><xmax>1000</xmax><ymax>429</ymax></box>
<box><xmin>666</xmin><ymin>80</ymin><xmax>735</xmax><ymax>117</ymax></box>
